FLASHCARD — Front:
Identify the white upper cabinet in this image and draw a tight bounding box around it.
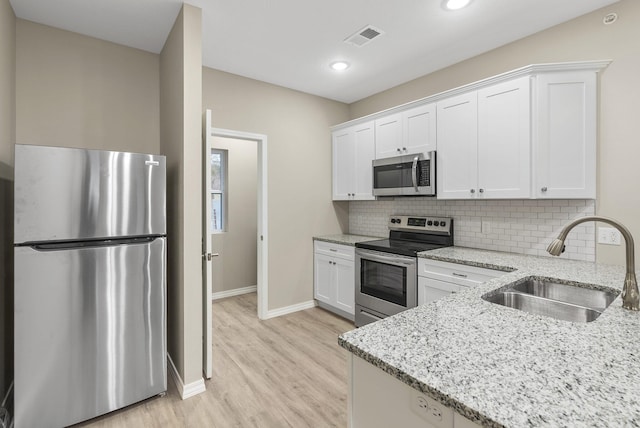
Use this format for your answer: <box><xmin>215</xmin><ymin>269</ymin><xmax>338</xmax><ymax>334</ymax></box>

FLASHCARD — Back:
<box><xmin>332</xmin><ymin>121</ymin><xmax>375</xmax><ymax>200</ymax></box>
<box><xmin>375</xmin><ymin>104</ymin><xmax>436</xmax><ymax>159</ymax></box>
<box><xmin>332</xmin><ymin>61</ymin><xmax>607</xmax><ymax>201</ymax></box>
<box><xmin>534</xmin><ymin>71</ymin><xmax>596</xmax><ymax>199</ymax></box>
<box><xmin>374</xmin><ymin>113</ymin><xmax>403</xmax><ymax>158</ymax></box>
<box><xmin>438</xmin><ymin>76</ymin><xmax>531</xmax><ymax>199</ymax></box>
<box><xmin>436</xmin><ymin>92</ymin><xmax>478</xmax><ymax>199</ymax></box>
<box><xmin>477</xmin><ymin>76</ymin><xmax>531</xmax><ymax>199</ymax></box>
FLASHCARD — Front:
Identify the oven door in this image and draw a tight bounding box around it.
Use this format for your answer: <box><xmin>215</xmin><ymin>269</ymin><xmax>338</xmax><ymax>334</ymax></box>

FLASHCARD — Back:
<box><xmin>355</xmin><ymin>248</ymin><xmax>417</xmax><ymax>318</ymax></box>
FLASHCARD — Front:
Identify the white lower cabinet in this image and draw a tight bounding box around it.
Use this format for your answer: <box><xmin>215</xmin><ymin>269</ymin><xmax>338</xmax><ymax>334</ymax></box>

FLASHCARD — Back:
<box><xmin>313</xmin><ymin>241</ymin><xmax>355</xmax><ymax>320</ymax></box>
<box><xmin>349</xmin><ymin>354</ymin><xmax>482</xmax><ymax>428</ymax></box>
<box><xmin>418</xmin><ymin>259</ymin><xmax>505</xmax><ymax>305</ymax></box>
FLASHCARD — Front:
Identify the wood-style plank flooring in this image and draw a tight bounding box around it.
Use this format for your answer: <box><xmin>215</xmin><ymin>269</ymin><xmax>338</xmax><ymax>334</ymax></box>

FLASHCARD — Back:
<box><xmin>78</xmin><ymin>293</ymin><xmax>355</xmax><ymax>427</ymax></box>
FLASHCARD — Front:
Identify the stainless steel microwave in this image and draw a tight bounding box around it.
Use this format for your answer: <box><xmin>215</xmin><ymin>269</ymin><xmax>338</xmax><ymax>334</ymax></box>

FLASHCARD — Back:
<box><xmin>372</xmin><ymin>151</ymin><xmax>436</xmax><ymax>196</ymax></box>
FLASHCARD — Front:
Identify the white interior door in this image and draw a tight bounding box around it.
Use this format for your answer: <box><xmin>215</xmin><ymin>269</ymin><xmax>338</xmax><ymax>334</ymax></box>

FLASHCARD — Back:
<box><xmin>202</xmin><ymin>110</ymin><xmax>214</xmax><ymax>379</ymax></box>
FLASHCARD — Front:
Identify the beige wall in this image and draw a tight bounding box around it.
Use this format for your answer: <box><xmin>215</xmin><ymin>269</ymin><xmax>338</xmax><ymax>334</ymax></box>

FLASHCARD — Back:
<box><xmin>160</xmin><ymin>4</ymin><xmax>203</xmax><ymax>387</ymax></box>
<box><xmin>350</xmin><ymin>0</ymin><xmax>640</xmax><ymax>268</ymax></box>
<box><xmin>210</xmin><ymin>137</ymin><xmax>258</xmax><ymax>294</ymax></box>
<box><xmin>16</xmin><ymin>19</ymin><xmax>160</xmax><ymax>154</ymax></box>
<box><xmin>203</xmin><ymin>68</ymin><xmax>350</xmax><ymax>311</ymax></box>
<box><xmin>0</xmin><ymin>0</ymin><xmax>14</xmax><ymax>406</ymax></box>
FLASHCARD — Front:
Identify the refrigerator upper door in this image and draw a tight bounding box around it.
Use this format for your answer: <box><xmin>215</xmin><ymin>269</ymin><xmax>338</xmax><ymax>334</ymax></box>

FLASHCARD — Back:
<box><xmin>14</xmin><ymin>144</ymin><xmax>166</xmax><ymax>244</ymax></box>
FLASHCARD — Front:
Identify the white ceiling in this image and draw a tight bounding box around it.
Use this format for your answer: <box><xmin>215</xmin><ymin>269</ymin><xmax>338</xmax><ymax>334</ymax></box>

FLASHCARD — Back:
<box><xmin>10</xmin><ymin>0</ymin><xmax>620</xmax><ymax>103</ymax></box>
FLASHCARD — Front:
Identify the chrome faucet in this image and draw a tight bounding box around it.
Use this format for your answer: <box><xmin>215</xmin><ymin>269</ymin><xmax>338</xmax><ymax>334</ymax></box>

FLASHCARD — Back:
<box><xmin>547</xmin><ymin>216</ymin><xmax>639</xmax><ymax>311</ymax></box>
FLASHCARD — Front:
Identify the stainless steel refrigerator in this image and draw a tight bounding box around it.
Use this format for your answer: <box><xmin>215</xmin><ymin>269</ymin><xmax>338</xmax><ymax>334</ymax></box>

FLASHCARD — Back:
<box><xmin>13</xmin><ymin>144</ymin><xmax>167</xmax><ymax>428</ymax></box>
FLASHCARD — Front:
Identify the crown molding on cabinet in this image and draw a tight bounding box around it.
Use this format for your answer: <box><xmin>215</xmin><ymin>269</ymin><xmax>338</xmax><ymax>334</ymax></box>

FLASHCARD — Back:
<box><xmin>332</xmin><ymin>60</ymin><xmax>612</xmax><ymax>131</ymax></box>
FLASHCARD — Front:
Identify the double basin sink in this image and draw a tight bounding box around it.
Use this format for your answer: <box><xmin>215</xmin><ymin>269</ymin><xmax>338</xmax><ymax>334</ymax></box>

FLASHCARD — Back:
<box><xmin>483</xmin><ymin>277</ymin><xmax>620</xmax><ymax>323</ymax></box>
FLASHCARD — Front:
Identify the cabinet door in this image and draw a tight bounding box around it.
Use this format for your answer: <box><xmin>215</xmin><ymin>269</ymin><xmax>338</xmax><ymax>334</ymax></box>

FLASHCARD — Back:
<box><xmin>535</xmin><ymin>72</ymin><xmax>596</xmax><ymax>199</ymax></box>
<box><xmin>314</xmin><ymin>253</ymin><xmax>334</xmax><ymax>304</ymax></box>
<box><xmin>334</xmin><ymin>258</ymin><xmax>355</xmax><ymax>315</ymax></box>
<box><xmin>403</xmin><ymin>103</ymin><xmax>436</xmax><ymax>155</ymax></box>
<box><xmin>332</xmin><ymin>128</ymin><xmax>355</xmax><ymax>200</ymax></box>
<box><xmin>417</xmin><ymin>276</ymin><xmax>464</xmax><ymax>306</ymax></box>
<box><xmin>437</xmin><ymin>92</ymin><xmax>478</xmax><ymax>199</ymax></box>
<box><xmin>477</xmin><ymin>76</ymin><xmax>531</xmax><ymax>199</ymax></box>
<box><xmin>353</xmin><ymin>121</ymin><xmax>376</xmax><ymax>200</ymax></box>
<box><xmin>375</xmin><ymin>113</ymin><xmax>402</xmax><ymax>159</ymax></box>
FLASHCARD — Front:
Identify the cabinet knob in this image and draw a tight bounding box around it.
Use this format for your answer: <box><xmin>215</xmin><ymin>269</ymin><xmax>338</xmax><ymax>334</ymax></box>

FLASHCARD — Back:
<box><xmin>479</xmin><ymin>188</ymin><xmax>484</xmax><ymax>193</ymax></box>
<box><xmin>402</xmin><ymin>147</ymin><xmax>407</xmax><ymax>151</ymax></box>
<box><xmin>470</xmin><ymin>189</ymin><xmax>475</xmax><ymax>194</ymax></box>
<box><xmin>396</xmin><ymin>148</ymin><xmax>401</xmax><ymax>152</ymax></box>
<box><xmin>541</xmin><ymin>187</ymin><xmax>548</xmax><ymax>192</ymax></box>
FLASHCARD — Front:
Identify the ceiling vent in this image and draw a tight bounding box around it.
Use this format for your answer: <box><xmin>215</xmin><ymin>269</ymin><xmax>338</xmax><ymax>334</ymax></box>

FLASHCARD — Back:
<box><xmin>344</xmin><ymin>25</ymin><xmax>384</xmax><ymax>47</ymax></box>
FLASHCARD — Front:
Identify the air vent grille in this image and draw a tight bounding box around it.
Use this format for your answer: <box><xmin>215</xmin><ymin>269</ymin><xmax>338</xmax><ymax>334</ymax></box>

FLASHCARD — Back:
<box><xmin>344</xmin><ymin>25</ymin><xmax>384</xmax><ymax>47</ymax></box>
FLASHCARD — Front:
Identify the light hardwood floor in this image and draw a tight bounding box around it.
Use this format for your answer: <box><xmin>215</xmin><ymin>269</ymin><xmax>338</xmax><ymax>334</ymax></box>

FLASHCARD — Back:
<box><xmin>78</xmin><ymin>293</ymin><xmax>355</xmax><ymax>427</ymax></box>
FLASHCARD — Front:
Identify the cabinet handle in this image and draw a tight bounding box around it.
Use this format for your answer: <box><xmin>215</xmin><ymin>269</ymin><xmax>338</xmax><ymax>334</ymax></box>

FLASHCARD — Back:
<box><xmin>329</xmin><ymin>248</ymin><xmax>338</xmax><ymax>252</ymax></box>
<box><xmin>479</xmin><ymin>188</ymin><xmax>484</xmax><ymax>193</ymax></box>
<box><xmin>452</xmin><ymin>272</ymin><xmax>468</xmax><ymax>278</ymax></box>
<box><xmin>470</xmin><ymin>189</ymin><xmax>475</xmax><ymax>194</ymax></box>
<box><xmin>541</xmin><ymin>187</ymin><xmax>548</xmax><ymax>192</ymax></box>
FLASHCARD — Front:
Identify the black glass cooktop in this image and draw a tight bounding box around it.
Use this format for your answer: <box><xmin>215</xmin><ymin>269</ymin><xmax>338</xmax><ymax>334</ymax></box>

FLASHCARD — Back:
<box><xmin>355</xmin><ymin>238</ymin><xmax>448</xmax><ymax>257</ymax></box>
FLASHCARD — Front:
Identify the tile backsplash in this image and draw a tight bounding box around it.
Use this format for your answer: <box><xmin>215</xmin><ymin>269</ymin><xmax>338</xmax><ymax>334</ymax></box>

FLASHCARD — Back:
<box><xmin>349</xmin><ymin>198</ymin><xmax>595</xmax><ymax>262</ymax></box>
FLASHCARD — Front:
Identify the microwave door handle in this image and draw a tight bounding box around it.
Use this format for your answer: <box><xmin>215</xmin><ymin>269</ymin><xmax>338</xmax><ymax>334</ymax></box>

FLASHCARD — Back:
<box><xmin>412</xmin><ymin>156</ymin><xmax>419</xmax><ymax>191</ymax></box>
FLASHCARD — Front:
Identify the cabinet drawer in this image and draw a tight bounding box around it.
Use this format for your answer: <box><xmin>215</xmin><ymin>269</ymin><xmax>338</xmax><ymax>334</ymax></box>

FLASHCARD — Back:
<box><xmin>418</xmin><ymin>258</ymin><xmax>503</xmax><ymax>287</ymax></box>
<box><xmin>314</xmin><ymin>241</ymin><xmax>355</xmax><ymax>261</ymax></box>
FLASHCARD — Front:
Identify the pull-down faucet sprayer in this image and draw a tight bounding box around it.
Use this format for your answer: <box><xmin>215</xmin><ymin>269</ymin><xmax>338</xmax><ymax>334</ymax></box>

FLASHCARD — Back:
<box><xmin>547</xmin><ymin>216</ymin><xmax>639</xmax><ymax>311</ymax></box>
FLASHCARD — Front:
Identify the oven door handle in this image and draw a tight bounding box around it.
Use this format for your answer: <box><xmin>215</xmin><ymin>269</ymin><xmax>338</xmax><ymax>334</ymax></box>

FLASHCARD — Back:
<box><xmin>411</xmin><ymin>156</ymin><xmax>419</xmax><ymax>192</ymax></box>
<box><xmin>356</xmin><ymin>249</ymin><xmax>416</xmax><ymax>267</ymax></box>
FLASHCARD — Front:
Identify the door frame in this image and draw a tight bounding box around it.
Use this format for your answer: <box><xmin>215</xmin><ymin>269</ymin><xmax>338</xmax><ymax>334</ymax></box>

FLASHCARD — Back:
<box><xmin>204</xmin><ymin>119</ymin><xmax>269</xmax><ymax>321</ymax></box>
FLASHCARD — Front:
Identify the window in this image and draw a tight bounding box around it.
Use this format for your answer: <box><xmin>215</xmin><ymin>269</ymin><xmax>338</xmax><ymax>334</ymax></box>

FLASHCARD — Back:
<box><xmin>210</xmin><ymin>149</ymin><xmax>227</xmax><ymax>232</ymax></box>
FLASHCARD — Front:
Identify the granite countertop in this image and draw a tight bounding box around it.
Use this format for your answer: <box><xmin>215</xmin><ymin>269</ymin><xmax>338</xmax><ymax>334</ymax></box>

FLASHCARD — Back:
<box><xmin>339</xmin><ymin>246</ymin><xmax>640</xmax><ymax>427</ymax></box>
<box><xmin>313</xmin><ymin>233</ymin><xmax>381</xmax><ymax>246</ymax></box>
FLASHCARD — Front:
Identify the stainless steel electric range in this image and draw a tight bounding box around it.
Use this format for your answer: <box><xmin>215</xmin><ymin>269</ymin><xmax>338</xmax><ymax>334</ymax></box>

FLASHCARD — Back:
<box><xmin>354</xmin><ymin>215</ymin><xmax>454</xmax><ymax>327</ymax></box>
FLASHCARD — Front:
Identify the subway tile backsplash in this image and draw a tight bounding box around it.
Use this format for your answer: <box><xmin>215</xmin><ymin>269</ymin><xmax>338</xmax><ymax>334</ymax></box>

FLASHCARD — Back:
<box><xmin>349</xmin><ymin>199</ymin><xmax>595</xmax><ymax>262</ymax></box>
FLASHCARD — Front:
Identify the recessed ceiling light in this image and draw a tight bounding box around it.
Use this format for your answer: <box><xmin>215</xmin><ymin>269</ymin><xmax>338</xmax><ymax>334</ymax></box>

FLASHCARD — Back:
<box><xmin>330</xmin><ymin>61</ymin><xmax>350</xmax><ymax>71</ymax></box>
<box><xmin>443</xmin><ymin>0</ymin><xmax>472</xmax><ymax>10</ymax></box>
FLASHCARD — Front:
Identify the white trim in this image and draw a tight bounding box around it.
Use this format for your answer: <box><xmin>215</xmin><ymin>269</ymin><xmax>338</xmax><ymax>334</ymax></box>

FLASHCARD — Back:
<box><xmin>212</xmin><ymin>285</ymin><xmax>257</xmax><ymax>300</ymax></box>
<box><xmin>167</xmin><ymin>354</ymin><xmax>206</xmax><ymax>400</ymax></box>
<box><xmin>331</xmin><ymin>60</ymin><xmax>612</xmax><ymax>131</ymax></box>
<box><xmin>263</xmin><ymin>300</ymin><xmax>317</xmax><ymax>320</ymax></box>
<box><xmin>210</xmin><ymin>127</ymin><xmax>269</xmax><ymax>321</ymax></box>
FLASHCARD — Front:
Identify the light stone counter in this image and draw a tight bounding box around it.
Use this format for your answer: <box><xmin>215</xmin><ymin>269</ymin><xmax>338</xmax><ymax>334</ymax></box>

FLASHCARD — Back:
<box><xmin>339</xmin><ymin>246</ymin><xmax>640</xmax><ymax>427</ymax></box>
<box><xmin>313</xmin><ymin>234</ymin><xmax>382</xmax><ymax>246</ymax></box>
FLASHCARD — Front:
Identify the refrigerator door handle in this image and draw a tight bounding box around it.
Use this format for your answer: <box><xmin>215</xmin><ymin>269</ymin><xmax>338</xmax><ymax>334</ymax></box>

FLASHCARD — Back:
<box><xmin>28</xmin><ymin>236</ymin><xmax>161</xmax><ymax>251</ymax></box>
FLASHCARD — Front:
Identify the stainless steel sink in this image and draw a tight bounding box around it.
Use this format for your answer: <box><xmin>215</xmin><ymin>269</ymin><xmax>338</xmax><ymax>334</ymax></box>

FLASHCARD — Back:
<box><xmin>482</xmin><ymin>278</ymin><xmax>620</xmax><ymax>323</ymax></box>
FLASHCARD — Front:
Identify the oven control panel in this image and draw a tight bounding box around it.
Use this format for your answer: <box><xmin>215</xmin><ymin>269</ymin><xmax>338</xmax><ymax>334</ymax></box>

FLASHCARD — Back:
<box><xmin>388</xmin><ymin>215</ymin><xmax>452</xmax><ymax>235</ymax></box>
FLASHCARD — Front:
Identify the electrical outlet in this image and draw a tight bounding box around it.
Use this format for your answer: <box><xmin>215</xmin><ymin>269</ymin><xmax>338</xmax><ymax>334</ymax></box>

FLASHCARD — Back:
<box><xmin>598</xmin><ymin>227</ymin><xmax>622</xmax><ymax>245</ymax></box>
<box><xmin>410</xmin><ymin>391</ymin><xmax>453</xmax><ymax>427</ymax></box>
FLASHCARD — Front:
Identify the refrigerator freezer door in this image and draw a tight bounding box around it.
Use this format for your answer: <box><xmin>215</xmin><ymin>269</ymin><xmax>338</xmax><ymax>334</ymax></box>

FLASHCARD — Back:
<box><xmin>14</xmin><ymin>144</ymin><xmax>166</xmax><ymax>244</ymax></box>
<box><xmin>14</xmin><ymin>237</ymin><xmax>167</xmax><ymax>428</ymax></box>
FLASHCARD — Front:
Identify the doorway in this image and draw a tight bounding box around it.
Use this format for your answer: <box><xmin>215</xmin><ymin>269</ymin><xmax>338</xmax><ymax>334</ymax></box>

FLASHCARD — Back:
<box><xmin>209</xmin><ymin>136</ymin><xmax>258</xmax><ymax>299</ymax></box>
<box><xmin>203</xmin><ymin>110</ymin><xmax>269</xmax><ymax>378</ymax></box>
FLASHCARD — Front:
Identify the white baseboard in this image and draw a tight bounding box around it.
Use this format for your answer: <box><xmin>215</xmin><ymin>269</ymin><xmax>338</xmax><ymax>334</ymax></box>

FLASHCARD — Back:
<box><xmin>263</xmin><ymin>299</ymin><xmax>317</xmax><ymax>319</ymax></box>
<box><xmin>211</xmin><ymin>285</ymin><xmax>257</xmax><ymax>301</ymax></box>
<box><xmin>167</xmin><ymin>354</ymin><xmax>206</xmax><ymax>400</ymax></box>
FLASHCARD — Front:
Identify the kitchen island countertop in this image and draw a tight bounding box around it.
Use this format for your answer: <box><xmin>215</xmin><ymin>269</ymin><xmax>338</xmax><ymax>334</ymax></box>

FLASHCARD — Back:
<box><xmin>339</xmin><ymin>246</ymin><xmax>640</xmax><ymax>427</ymax></box>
